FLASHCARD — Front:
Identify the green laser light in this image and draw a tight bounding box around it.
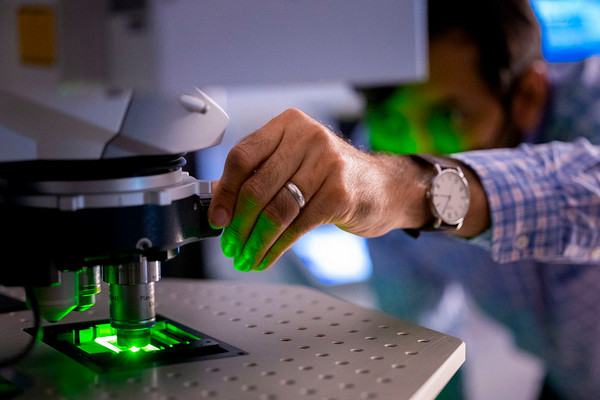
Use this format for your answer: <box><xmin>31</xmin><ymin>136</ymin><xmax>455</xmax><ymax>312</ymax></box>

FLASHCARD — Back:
<box><xmin>27</xmin><ymin>316</ymin><xmax>247</xmax><ymax>372</ymax></box>
<box><xmin>94</xmin><ymin>336</ymin><xmax>122</xmax><ymax>353</ymax></box>
<box><xmin>94</xmin><ymin>334</ymin><xmax>162</xmax><ymax>354</ymax></box>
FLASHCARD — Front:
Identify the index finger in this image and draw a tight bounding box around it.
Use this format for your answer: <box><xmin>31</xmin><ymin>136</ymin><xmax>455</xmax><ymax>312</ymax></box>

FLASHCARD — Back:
<box><xmin>208</xmin><ymin>112</ymin><xmax>289</xmax><ymax>228</ymax></box>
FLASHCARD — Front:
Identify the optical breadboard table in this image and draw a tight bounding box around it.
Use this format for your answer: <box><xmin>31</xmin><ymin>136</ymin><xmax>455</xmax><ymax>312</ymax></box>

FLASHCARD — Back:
<box><xmin>0</xmin><ymin>278</ymin><xmax>465</xmax><ymax>400</ymax></box>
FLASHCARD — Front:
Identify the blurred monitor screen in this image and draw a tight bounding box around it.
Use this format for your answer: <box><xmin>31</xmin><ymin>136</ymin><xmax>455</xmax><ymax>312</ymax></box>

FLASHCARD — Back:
<box><xmin>531</xmin><ymin>0</ymin><xmax>600</xmax><ymax>62</ymax></box>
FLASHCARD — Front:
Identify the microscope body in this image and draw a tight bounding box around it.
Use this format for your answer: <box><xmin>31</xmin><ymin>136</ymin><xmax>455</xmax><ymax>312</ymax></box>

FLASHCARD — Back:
<box><xmin>0</xmin><ymin>87</ymin><xmax>227</xmax><ymax>348</ymax></box>
<box><xmin>0</xmin><ymin>0</ymin><xmax>230</xmax><ymax>347</ymax></box>
<box><xmin>0</xmin><ymin>0</ymin><xmax>425</xmax><ymax>349</ymax></box>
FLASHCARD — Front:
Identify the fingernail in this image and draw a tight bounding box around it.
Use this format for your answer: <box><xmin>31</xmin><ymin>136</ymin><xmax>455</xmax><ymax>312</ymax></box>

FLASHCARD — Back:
<box><xmin>222</xmin><ymin>244</ymin><xmax>237</xmax><ymax>258</ymax></box>
<box><xmin>256</xmin><ymin>258</ymin><xmax>269</xmax><ymax>271</ymax></box>
<box><xmin>210</xmin><ymin>206</ymin><xmax>229</xmax><ymax>228</ymax></box>
<box><xmin>233</xmin><ymin>256</ymin><xmax>252</xmax><ymax>272</ymax></box>
<box><xmin>222</xmin><ymin>240</ymin><xmax>240</xmax><ymax>258</ymax></box>
<box><xmin>221</xmin><ymin>231</ymin><xmax>240</xmax><ymax>258</ymax></box>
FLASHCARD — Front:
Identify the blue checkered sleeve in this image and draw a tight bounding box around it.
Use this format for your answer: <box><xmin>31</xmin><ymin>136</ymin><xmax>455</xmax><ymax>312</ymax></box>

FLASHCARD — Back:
<box><xmin>453</xmin><ymin>138</ymin><xmax>600</xmax><ymax>263</ymax></box>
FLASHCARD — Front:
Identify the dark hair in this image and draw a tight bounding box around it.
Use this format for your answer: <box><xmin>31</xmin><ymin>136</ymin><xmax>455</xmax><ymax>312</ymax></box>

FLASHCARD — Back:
<box><xmin>428</xmin><ymin>0</ymin><xmax>542</xmax><ymax>102</ymax></box>
<box><xmin>362</xmin><ymin>0</ymin><xmax>542</xmax><ymax>106</ymax></box>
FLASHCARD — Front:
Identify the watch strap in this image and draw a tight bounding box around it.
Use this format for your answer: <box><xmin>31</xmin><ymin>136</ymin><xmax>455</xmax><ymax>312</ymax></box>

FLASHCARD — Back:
<box><xmin>409</xmin><ymin>153</ymin><xmax>455</xmax><ymax>171</ymax></box>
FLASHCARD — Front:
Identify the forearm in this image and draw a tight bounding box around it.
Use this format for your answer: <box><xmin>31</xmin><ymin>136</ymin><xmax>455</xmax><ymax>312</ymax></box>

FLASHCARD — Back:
<box><xmin>453</xmin><ymin>138</ymin><xmax>600</xmax><ymax>263</ymax></box>
<box><xmin>395</xmin><ymin>139</ymin><xmax>600</xmax><ymax>264</ymax></box>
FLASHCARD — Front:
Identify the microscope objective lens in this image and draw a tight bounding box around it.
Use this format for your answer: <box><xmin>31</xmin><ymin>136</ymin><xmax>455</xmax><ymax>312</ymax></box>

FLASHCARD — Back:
<box><xmin>103</xmin><ymin>259</ymin><xmax>161</xmax><ymax>348</ymax></box>
<box><xmin>109</xmin><ymin>282</ymin><xmax>156</xmax><ymax>347</ymax></box>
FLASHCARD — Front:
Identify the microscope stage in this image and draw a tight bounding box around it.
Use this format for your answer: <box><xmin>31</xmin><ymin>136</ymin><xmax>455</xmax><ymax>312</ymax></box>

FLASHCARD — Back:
<box><xmin>0</xmin><ymin>279</ymin><xmax>464</xmax><ymax>400</ymax></box>
<box><xmin>26</xmin><ymin>316</ymin><xmax>246</xmax><ymax>373</ymax></box>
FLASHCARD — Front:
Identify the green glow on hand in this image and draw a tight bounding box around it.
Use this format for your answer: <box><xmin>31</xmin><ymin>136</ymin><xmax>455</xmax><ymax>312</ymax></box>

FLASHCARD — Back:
<box><xmin>228</xmin><ymin>213</ymin><xmax>277</xmax><ymax>272</ymax></box>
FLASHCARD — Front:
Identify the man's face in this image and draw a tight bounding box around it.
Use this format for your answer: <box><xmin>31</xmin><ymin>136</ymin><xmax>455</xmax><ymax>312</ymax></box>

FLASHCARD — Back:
<box><xmin>366</xmin><ymin>30</ymin><xmax>510</xmax><ymax>155</ymax></box>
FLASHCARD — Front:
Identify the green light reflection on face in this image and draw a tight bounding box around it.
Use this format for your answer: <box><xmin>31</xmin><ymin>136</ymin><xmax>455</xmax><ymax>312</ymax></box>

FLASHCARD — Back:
<box><xmin>426</xmin><ymin>108</ymin><xmax>465</xmax><ymax>154</ymax></box>
<box><xmin>365</xmin><ymin>88</ymin><xmax>467</xmax><ymax>155</ymax></box>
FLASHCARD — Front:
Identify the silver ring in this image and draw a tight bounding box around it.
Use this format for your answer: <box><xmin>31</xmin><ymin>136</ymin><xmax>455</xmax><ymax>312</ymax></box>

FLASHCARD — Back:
<box><xmin>284</xmin><ymin>181</ymin><xmax>306</xmax><ymax>209</ymax></box>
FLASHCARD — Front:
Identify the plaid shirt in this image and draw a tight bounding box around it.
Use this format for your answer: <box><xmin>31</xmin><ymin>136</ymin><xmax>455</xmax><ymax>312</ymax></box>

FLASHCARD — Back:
<box><xmin>454</xmin><ymin>139</ymin><xmax>600</xmax><ymax>264</ymax></box>
<box><xmin>370</xmin><ymin>58</ymin><xmax>600</xmax><ymax>400</ymax></box>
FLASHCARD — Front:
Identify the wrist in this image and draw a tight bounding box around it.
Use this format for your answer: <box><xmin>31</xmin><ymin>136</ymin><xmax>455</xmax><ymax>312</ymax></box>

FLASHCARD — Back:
<box><xmin>384</xmin><ymin>154</ymin><xmax>437</xmax><ymax>230</ymax></box>
<box><xmin>399</xmin><ymin>154</ymin><xmax>490</xmax><ymax>237</ymax></box>
<box><xmin>365</xmin><ymin>152</ymin><xmax>490</xmax><ymax>238</ymax></box>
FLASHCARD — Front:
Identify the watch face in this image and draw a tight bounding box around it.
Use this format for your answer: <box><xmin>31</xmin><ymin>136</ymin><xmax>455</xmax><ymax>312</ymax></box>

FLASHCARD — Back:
<box><xmin>431</xmin><ymin>169</ymin><xmax>470</xmax><ymax>225</ymax></box>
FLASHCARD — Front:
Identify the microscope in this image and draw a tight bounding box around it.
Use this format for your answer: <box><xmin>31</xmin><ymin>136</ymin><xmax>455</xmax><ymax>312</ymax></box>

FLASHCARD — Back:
<box><xmin>0</xmin><ymin>1</ymin><xmax>229</xmax><ymax>350</ymax></box>
<box><xmin>0</xmin><ymin>84</ymin><xmax>227</xmax><ymax>349</ymax></box>
<box><xmin>0</xmin><ymin>1</ymin><xmax>465</xmax><ymax>399</ymax></box>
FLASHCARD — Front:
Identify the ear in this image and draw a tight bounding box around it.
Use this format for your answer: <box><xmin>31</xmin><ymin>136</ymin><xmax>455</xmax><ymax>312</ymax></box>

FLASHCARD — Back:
<box><xmin>510</xmin><ymin>60</ymin><xmax>549</xmax><ymax>132</ymax></box>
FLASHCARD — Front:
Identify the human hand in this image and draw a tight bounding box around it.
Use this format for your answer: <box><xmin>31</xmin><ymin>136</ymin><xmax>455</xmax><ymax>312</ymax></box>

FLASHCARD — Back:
<box><xmin>207</xmin><ymin>109</ymin><xmax>431</xmax><ymax>272</ymax></box>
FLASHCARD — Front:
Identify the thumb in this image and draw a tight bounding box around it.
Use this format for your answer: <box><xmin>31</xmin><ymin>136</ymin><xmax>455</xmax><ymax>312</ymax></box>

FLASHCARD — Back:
<box><xmin>208</xmin><ymin>179</ymin><xmax>231</xmax><ymax>228</ymax></box>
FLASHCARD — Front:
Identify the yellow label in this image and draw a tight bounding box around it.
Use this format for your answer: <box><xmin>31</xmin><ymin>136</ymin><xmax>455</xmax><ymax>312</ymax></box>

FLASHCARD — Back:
<box><xmin>18</xmin><ymin>6</ymin><xmax>56</xmax><ymax>66</ymax></box>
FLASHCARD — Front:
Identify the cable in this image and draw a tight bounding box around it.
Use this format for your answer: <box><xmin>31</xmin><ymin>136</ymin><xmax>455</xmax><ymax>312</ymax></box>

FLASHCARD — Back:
<box><xmin>0</xmin><ymin>288</ymin><xmax>41</xmax><ymax>367</ymax></box>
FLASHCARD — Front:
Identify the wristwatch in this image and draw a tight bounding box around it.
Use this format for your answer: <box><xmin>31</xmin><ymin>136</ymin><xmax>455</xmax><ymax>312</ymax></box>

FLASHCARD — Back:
<box><xmin>411</xmin><ymin>154</ymin><xmax>470</xmax><ymax>231</ymax></box>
